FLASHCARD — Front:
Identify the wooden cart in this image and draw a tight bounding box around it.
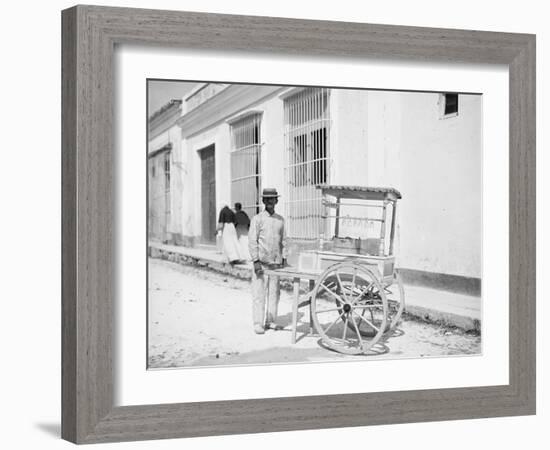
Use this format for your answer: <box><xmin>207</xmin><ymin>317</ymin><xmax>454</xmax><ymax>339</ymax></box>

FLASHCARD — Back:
<box><xmin>265</xmin><ymin>185</ymin><xmax>405</xmax><ymax>355</ymax></box>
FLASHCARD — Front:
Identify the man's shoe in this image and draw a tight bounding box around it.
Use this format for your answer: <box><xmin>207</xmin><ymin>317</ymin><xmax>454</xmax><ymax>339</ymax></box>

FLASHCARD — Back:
<box><xmin>254</xmin><ymin>324</ymin><xmax>265</xmax><ymax>334</ymax></box>
<box><xmin>265</xmin><ymin>322</ymin><xmax>283</xmax><ymax>331</ymax></box>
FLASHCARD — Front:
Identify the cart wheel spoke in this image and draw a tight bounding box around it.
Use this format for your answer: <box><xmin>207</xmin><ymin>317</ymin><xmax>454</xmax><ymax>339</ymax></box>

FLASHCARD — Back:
<box><xmin>320</xmin><ymin>283</ymin><xmax>346</xmax><ymax>305</ymax></box>
<box><xmin>349</xmin><ymin>315</ymin><xmax>364</xmax><ymax>347</ymax></box>
<box><xmin>335</xmin><ymin>272</ymin><xmax>350</xmax><ymax>302</ymax></box>
<box><xmin>342</xmin><ymin>315</ymin><xmax>349</xmax><ymax>340</ymax></box>
<box><xmin>353</xmin><ymin>310</ymin><xmax>380</xmax><ymax>332</ymax></box>
<box><xmin>316</xmin><ymin>307</ymin><xmax>342</xmax><ymax>314</ymax></box>
<box><xmin>322</xmin><ymin>311</ymin><xmax>346</xmax><ymax>335</ymax></box>
<box><xmin>350</xmin><ymin>268</ymin><xmax>357</xmax><ymax>301</ymax></box>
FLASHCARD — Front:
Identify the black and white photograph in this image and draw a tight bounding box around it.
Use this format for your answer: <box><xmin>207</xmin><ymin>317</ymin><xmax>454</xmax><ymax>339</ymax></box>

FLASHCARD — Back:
<box><xmin>147</xmin><ymin>80</ymin><xmax>482</xmax><ymax>368</ymax></box>
<box><xmin>2</xmin><ymin>0</ymin><xmax>544</xmax><ymax>447</ymax></box>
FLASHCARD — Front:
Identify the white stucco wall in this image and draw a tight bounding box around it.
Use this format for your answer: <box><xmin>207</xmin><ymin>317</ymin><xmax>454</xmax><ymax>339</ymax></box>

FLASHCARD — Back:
<box><xmin>260</xmin><ymin>96</ymin><xmax>285</xmax><ymax>194</ymax></box>
<box><xmin>396</xmin><ymin>93</ymin><xmax>482</xmax><ymax>278</ymax></box>
<box><xmin>358</xmin><ymin>91</ymin><xmax>481</xmax><ymax>278</ymax></box>
<box><xmin>331</xmin><ymin>88</ymin><xmax>370</xmax><ymax>185</ymax></box>
<box><xmin>173</xmin><ymin>87</ymin><xmax>482</xmax><ymax>279</ymax></box>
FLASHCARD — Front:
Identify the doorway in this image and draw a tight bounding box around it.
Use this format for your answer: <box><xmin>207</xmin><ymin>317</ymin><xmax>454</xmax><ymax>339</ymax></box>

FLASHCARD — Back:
<box><xmin>199</xmin><ymin>144</ymin><xmax>216</xmax><ymax>244</ymax></box>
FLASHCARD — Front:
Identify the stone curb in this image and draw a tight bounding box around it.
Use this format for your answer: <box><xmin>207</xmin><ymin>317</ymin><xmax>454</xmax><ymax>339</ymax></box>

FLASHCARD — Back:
<box><xmin>404</xmin><ymin>304</ymin><xmax>480</xmax><ymax>333</ymax></box>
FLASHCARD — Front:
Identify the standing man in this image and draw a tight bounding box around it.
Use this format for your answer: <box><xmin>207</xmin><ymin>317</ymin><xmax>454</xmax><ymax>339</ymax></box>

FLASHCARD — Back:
<box><xmin>249</xmin><ymin>188</ymin><xmax>287</xmax><ymax>334</ymax></box>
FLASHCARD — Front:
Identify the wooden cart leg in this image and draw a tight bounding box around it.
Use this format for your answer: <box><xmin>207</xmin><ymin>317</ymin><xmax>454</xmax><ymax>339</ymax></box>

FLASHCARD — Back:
<box><xmin>291</xmin><ymin>277</ymin><xmax>300</xmax><ymax>344</ymax></box>
<box><xmin>309</xmin><ymin>279</ymin><xmax>315</xmax><ymax>335</ymax></box>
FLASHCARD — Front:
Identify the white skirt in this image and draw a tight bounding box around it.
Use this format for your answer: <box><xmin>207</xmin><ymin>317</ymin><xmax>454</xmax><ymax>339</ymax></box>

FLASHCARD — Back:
<box><xmin>222</xmin><ymin>223</ymin><xmax>245</xmax><ymax>262</ymax></box>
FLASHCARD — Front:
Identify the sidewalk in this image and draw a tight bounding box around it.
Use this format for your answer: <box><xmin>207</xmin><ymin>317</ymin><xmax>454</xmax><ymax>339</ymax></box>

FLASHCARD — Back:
<box><xmin>149</xmin><ymin>241</ymin><xmax>252</xmax><ymax>279</ymax></box>
<box><xmin>148</xmin><ymin>242</ymin><xmax>481</xmax><ymax>332</ymax></box>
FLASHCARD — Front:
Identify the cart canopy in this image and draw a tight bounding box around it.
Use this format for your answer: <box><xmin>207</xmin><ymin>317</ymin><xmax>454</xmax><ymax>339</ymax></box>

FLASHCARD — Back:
<box><xmin>316</xmin><ymin>184</ymin><xmax>402</xmax><ymax>201</ymax></box>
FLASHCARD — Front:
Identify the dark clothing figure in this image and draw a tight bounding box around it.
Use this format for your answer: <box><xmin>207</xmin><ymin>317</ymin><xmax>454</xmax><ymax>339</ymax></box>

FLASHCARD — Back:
<box><xmin>233</xmin><ymin>204</ymin><xmax>251</xmax><ymax>262</ymax></box>
<box><xmin>234</xmin><ymin>210</ymin><xmax>250</xmax><ymax>236</ymax></box>
<box><xmin>218</xmin><ymin>205</ymin><xmax>236</xmax><ymax>224</ymax></box>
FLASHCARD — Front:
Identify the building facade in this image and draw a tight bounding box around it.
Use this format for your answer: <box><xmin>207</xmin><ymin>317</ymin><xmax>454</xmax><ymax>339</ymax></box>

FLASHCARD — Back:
<box><xmin>148</xmin><ymin>83</ymin><xmax>482</xmax><ymax>291</ymax></box>
<box><xmin>147</xmin><ymin>99</ymin><xmax>182</xmax><ymax>244</ymax></box>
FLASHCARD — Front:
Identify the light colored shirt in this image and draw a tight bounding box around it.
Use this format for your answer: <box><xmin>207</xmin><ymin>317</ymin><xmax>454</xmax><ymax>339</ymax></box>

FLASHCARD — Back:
<box><xmin>248</xmin><ymin>210</ymin><xmax>287</xmax><ymax>265</ymax></box>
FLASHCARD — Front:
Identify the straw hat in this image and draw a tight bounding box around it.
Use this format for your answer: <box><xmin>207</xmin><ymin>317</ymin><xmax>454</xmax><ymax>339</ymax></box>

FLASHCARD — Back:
<box><xmin>261</xmin><ymin>188</ymin><xmax>280</xmax><ymax>198</ymax></box>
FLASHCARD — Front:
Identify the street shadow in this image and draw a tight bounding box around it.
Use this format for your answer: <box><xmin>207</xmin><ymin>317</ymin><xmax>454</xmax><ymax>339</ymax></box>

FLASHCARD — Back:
<box><xmin>386</xmin><ymin>327</ymin><xmax>405</xmax><ymax>338</ymax></box>
<box><xmin>275</xmin><ymin>311</ymin><xmax>315</xmax><ymax>343</ymax></box>
<box><xmin>35</xmin><ymin>422</ymin><xmax>61</xmax><ymax>438</ymax></box>
<box><xmin>276</xmin><ymin>311</ymin><xmax>297</xmax><ymax>328</ymax></box>
<box><xmin>272</xmin><ymin>312</ymin><xmax>406</xmax><ymax>352</ymax></box>
<box><xmin>316</xmin><ymin>322</ymin><xmax>405</xmax><ymax>357</ymax></box>
<box><xmin>317</xmin><ymin>338</ymin><xmax>390</xmax><ymax>356</ymax></box>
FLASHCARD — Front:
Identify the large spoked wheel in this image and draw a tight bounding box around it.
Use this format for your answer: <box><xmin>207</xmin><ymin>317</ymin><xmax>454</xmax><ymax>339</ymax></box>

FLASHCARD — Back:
<box><xmin>344</xmin><ymin>268</ymin><xmax>405</xmax><ymax>336</ymax></box>
<box><xmin>385</xmin><ymin>271</ymin><xmax>405</xmax><ymax>331</ymax></box>
<box><xmin>311</xmin><ymin>262</ymin><xmax>388</xmax><ymax>355</ymax></box>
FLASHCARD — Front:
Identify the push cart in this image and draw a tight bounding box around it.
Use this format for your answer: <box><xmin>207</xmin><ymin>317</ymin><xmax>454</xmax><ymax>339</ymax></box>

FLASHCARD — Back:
<box><xmin>264</xmin><ymin>185</ymin><xmax>405</xmax><ymax>355</ymax></box>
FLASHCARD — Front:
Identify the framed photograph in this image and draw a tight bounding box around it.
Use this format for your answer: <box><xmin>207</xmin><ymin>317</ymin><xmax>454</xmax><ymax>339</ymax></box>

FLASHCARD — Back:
<box><xmin>62</xmin><ymin>5</ymin><xmax>535</xmax><ymax>444</ymax></box>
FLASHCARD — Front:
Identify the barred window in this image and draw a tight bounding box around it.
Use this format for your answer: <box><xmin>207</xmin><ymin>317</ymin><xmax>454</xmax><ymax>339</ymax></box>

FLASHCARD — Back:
<box><xmin>230</xmin><ymin>114</ymin><xmax>262</xmax><ymax>219</ymax></box>
<box><xmin>284</xmin><ymin>88</ymin><xmax>331</xmax><ymax>239</ymax></box>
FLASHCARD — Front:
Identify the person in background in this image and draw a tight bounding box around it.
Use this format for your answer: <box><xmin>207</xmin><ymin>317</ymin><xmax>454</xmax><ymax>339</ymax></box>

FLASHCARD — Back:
<box><xmin>217</xmin><ymin>204</ymin><xmax>244</xmax><ymax>265</ymax></box>
<box><xmin>234</xmin><ymin>202</ymin><xmax>251</xmax><ymax>262</ymax></box>
<box><xmin>248</xmin><ymin>188</ymin><xmax>287</xmax><ymax>334</ymax></box>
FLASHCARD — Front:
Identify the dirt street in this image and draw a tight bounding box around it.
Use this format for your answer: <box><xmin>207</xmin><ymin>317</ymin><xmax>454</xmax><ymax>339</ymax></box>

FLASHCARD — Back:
<box><xmin>148</xmin><ymin>258</ymin><xmax>481</xmax><ymax>368</ymax></box>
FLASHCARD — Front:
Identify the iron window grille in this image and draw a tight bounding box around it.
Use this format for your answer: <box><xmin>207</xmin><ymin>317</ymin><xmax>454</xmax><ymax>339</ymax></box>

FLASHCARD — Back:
<box><xmin>229</xmin><ymin>114</ymin><xmax>262</xmax><ymax>219</ymax></box>
<box><xmin>283</xmin><ymin>87</ymin><xmax>331</xmax><ymax>239</ymax></box>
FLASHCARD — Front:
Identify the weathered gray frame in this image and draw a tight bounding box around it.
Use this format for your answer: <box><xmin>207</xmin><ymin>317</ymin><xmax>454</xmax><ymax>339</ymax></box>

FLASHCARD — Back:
<box><xmin>61</xmin><ymin>5</ymin><xmax>536</xmax><ymax>444</ymax></box>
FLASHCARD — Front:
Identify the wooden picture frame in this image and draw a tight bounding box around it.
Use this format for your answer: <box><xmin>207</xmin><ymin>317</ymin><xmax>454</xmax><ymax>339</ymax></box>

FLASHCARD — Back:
<box><xmin>61</xmin><ymin>5</ymin><xmax>536</xmax><ymax>444</ymax></box>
